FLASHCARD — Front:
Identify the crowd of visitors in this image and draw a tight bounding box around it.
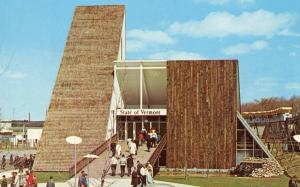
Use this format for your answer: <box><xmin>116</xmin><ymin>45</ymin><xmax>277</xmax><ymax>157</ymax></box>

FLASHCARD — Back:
<box><xmin>1</xmin><ymin>154</ymin><xmax>35</xmax><ymax>172</ymax></box>
<box><xmin>0</xmin><ymin>170</ymin><xmax>39</xmax><ymax>187</ymax></box>
<box><xmin>138</xmin><ymin>129</ymin><xmax>159</xmax><ymax>152</ymax></box>
<box><xmin>131</xmin><ymin>161</ymin><xmax>153</xmax><ymax>187</ymax></box>
<box><xmin>109</xmin><ymin>128</ymin><xmax>158</xmax><ymax>186</ymax></box>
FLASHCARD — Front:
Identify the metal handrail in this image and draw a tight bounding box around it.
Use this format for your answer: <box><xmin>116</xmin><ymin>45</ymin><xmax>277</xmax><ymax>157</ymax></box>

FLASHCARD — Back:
<box><xmin>69</xmin><ymin>134</ymin><xmax>118</xmax><ymax>176</ymax></box>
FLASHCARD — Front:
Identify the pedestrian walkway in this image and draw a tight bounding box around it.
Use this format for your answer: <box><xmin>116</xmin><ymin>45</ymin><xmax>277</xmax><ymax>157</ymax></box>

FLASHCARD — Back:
<box><xmin>81</xmin><ymin>140</ymin><xmax>156</xmax><ymax>178</ymax></box>
<box><xmin>0</xmin><ymin>168</ymin><xmax>28</xmax><ymax>178</ymax></box>
<box><xmin>67</xmin><ymin>140</ymin><xmax>194</xmax><ymax>187</ymax></box>
<box><xmin>65</xmin><ymin>177</ymin><xmax>197</xmax><ymax>187</ymax></box>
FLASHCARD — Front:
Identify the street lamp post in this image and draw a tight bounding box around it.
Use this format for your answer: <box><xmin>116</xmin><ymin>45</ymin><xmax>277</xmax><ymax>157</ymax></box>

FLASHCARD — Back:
<box><xmin>66</xmin><ymin>136</ymin><xmax>82</xmax><ymax>187</ymax></box>
<box><xmin>83</xmin><ymin>154</ymin><xmax>99</xmax><ymax>187</ymax></box>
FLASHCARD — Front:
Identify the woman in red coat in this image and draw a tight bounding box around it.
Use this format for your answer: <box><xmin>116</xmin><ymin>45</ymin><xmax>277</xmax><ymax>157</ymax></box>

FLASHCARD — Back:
<box><xmin>27</xmin><ymin>171</ymin><xmax>34</xmax><ymax>187</ymax></box>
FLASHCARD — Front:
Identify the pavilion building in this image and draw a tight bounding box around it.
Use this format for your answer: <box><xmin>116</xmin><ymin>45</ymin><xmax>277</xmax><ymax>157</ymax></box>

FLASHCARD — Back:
<box><xmin>33</xmin><ymin>5</ymin><xmax>274</xmax><ymax>172</ymax></box>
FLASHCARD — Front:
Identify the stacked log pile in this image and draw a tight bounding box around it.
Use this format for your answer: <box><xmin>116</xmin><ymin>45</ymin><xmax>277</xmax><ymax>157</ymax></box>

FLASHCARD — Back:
<box><xmin>232</xmin><ymin>157</ymin><xmax>283</xmax><ymax>177</ymax></box>
<box><xmin>248</xmin><ymin>158</ymin><xmax>283</xmax><ymax>178</ymax></box>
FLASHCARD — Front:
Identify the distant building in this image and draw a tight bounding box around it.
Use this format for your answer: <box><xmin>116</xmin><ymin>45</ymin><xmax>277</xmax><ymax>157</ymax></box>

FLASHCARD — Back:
<box><xmin>242</xmin><ymin>107</ymin><xmax>293</xmax><ymax>138</ymax></box>
<box><xmin>0</xmin><ymin>120</ymin><xmax>44</xmax><ymax>148</ymax></box>
<box><xmin>243</xmin><ymin>107</ymin><xmax>292</xmax><ymax>124</ymax></box>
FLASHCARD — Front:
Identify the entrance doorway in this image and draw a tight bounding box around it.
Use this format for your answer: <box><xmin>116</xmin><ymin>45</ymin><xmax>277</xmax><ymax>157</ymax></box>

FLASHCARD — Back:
<box><xmin>116</xmin><ymin>116</ymin><xmax>166</xmax><ymax>141</ymax></box>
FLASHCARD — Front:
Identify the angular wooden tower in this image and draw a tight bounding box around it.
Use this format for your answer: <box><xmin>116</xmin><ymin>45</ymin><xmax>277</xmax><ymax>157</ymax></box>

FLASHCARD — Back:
<box><xmin>33</xmin><ymin>5</ymin><xmax>125</xmax><ymax>171</ymax></box>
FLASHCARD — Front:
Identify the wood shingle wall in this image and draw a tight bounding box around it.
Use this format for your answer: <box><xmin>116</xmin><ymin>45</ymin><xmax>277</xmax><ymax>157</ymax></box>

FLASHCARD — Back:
<box><xmin>33</xmin><ymin>5</ymin><xmax>124</xmax><ymax>171</ymax></box>
<box><xmin>166</xmin><ymin>60</ymin><xmax>238</xmax><ymax>169</ymax></box>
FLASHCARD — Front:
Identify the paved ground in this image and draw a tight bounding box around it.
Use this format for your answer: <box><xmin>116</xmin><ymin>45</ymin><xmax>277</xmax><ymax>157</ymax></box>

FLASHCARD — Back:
<box><xmin>82</xmin><ymin>140</ymin><xmax>156</xmax><ymax>178</ymax></box>
<box><xmin>0</xmin><ymin>144</ymin><xmax>196</xmax><ymax>186</ymax></box>
<box><xmin>49</xmin><ymin>178</ymin><xmax>197</xmax><ymax>187</ymax></box>
<box><xmin>65</xmin><ymin>141</ymin><xmax>196</xmax><ymax>186</ymax></box>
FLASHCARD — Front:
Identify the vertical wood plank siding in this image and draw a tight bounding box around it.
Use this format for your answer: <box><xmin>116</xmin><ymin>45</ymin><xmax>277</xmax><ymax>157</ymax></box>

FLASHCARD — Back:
<box><xmin>166</xmin><ymin>60</ymin><xmax>238</xmax><ymax>169</ymax></box>
<box><xmin>33</xmin><ymin>6</ymin><xmax>124</xmax><ymax>171</ymax></box>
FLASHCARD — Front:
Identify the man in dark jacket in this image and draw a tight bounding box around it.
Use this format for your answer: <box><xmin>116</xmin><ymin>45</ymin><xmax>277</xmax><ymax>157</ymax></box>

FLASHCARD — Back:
<box><xmin>134</xmin><ymin>139</ymin><xmax>139</xmax><ymax>152</ymax></box>
<box><xmin>131</xmin><ymin>167</ymin><xmax>139</xmax><ymax>187</ymax></box>
<box><xmin>127</xmin><ymin>155</ymin><xmax>134</xmax><ymax>176</ymax></box>
<box><xmin>46</xmin><ymin>176</ymin><xmax>55</xmax><ymax>187</ymax></box>
<box><xmin>1</xmin><ymin>175</ymin><xmax>7</xmax><ymax>187</ymax></box>
<box><xmin>78</xmin><ymin>171</ymin><xmax>88</xmax><ymax>187</ymax></box>
<box><xmin>136</xmin><ymin>161</ymin><xmax>143</xmax><ymax>176</ymax></box>
<box><xmin>289</xmin><ymin>175</ymin><xmax>298</xmax><ymax>187</ymax></box>
<box><xmin>136</xmin><ymin>161</ymin><xmax>143</xmax><ymax>185</ymax></box>
<box><xmin>146</xmin><ymin>137</ymin><xmax>152</xmax><ymax>152</ymax></box>
<box><xmin>79</xmin><ymin>171</ymin><xmax>87</xmax><ymax>187</ymax></box>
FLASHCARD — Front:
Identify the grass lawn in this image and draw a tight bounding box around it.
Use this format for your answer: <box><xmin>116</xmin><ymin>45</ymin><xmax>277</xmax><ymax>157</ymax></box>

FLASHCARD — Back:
<box><xmin>35</xmin><ymin>172</ymin><xmax>70</xmax><ymax>183</ymax></box>
<box><xmin>155</xmin><ymin>175</ymin><xmax>289</xmax><ymax>187</ymax></box>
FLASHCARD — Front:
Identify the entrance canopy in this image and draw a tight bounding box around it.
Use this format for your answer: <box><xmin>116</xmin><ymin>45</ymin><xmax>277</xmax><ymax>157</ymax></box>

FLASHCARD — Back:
<box><xmin>115</xmin><ymin>60</ymin><xmax>167</xmax><ymax>109</ymax></box>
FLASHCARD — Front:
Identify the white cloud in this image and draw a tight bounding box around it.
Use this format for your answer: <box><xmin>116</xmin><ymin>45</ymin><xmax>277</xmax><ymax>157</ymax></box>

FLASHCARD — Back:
<box><xmin>193</xmin><ymin>0</ymin><xmax>230</xmax><ymax>5</ymax></box>
<box><xmin>193</xmin><ymin>0</ymin><xmax>255</xmax><ymax>5</ymax></box>
<box><xmin>238</xmin><ymin>0</ymin><xmax>255</xmax><ymax>5</ymax></box>
<box><xmin>127</xmin><ymin>29</ymin><xmax>174</xmax><ymax>45</ymax></box>
<box><xmin>279</xmin><ymin>29</ymin><xmax>300</xmax><ymax>37</ymax></box>
<box><xmin>221</xmin><ymin>40</ymin><xmax>268</xmax><ymax>55</ymax></box>
<box><xmin>0</xmin><ymin>69</ymin><xmax>27</xmax><ymax>80</ymax></box>
<box><xmin>254</xmin><ymin>77</ymin><xmax>278</xmax><ymax>87</ymax></box>
<box><xmin>148</xmin><ymin>50</ymin><xmax>205</xmax><ymax>60</ymax></box>
<box><xmin>126</xmin><ymin>29</ymin><xmax>175</xmax><ymax>52</ymax></box>
<box><xmin>169</xmin><ymin>10</ymin><xmax>298</xmax><ymax>38</ymax></box>
<box><xmin>126</xmin><ymin>40</ymin><xmax>146</xmax><ymax>52</ymax></box>
<box><xmin>286</xmin><ymin>83</ymin><xmax>300</xmax><ymax>90</ymax></box>
<box><xmin>289</xmin><ymin>52</ymin><xmax>297</xmax><ymax>57</ymax></box>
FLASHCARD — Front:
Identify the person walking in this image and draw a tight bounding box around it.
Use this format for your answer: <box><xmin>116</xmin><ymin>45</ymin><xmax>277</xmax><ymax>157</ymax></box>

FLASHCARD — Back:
<box><xmin>289</xmin><ymin>175</ymin><xmax>298</xmax><ymax>187</ymax></box>
<box><xmin>46</xmin><ymin>176</ymin><xmax>55</xmax><ymax>187</ymax></box>
<box><xmin>115</xmin><ymin>143</ymin><xmax>122</xmax><ymax>158</ymax></box>
<box><xmin>110</xmin><ymin>143</ymin><xmax>116</xmax><ymax>157</ymax></box>
<box><xmin>9</xmin><ymin>155</ymin><xmax>13</xmax><ymax>165</ymax></box>
<box><xmin>129</xmin><ymin>141</ymin><xmax>137</xmax><ymax>156</ymax></box>
<box><xmin>127</xmin><ymin>155</ymin><xmax>134</xmax><ymax>176</ymax></box>
<box><xmin>136</xmin><ymin>161</ymin><xmax>143</xmax><ymax>186</ymax></box>
<box><xmin>119</xmin><ymin>154</ymin><xmax>127</xmax><ymax>177</ymax></box>
<box><xmin>134</xmin><ymin>138</ymin><xmax>139</xmax><ymax>152</ymax></box>
<box><xmin>140</xmin><ymin>165</ymin><xmax>147</xmax><ymax>187</ymax></box>
<box><xmin>110</xmin><ymin>156</ymin><xmax>118</xmax><ymax>176</ymax></box>
<box><xmin>138</xmin><ymin>132</ymin><xmax>144</xmax><ymax>146</ymax></box>
<box><xmin>79</xmin><ymin>172</ymin><xmax>87</xmax><ymax>187</ymax></box>
<box><xmin>136</xmin><ymin>161</ymin><xmax>143</xmax><ymax>176</ymax></box>
<box><xmin>1</xmin><ymin>155</ymin><xmax>6</xmax><ymax>170</ymax></box>
<box><xmin>18</xmin><ymin>171</ymin><xmax>26</xmax><ymax>187</ymax></box>
<box><xmin>33</xmin><ymin>175</ymin><xmax>38</xmax><ymax>187</ymax></box>
<box><xmin>131</xmin><ymin>167</ymin><xmax>139</xmax><ymax>187</ymax></box>
<box><xmin>78</xmin><ymin>171</ymin><xmax>83</xmax><ymax>187</ymax></box>
<box><xmin>145</xmin><ymin>167</ymin><xmax>153</xmax><ymax>185</ymax></box>
<box><xmin>27</xmin><ymin>171</ymin><xmax>34</xmax><ymax>187</ymax></box>
<box><xmin>10</xmin><ymin>172</ymin><xmax>17</xmax><ymax>187</ymax></box>
<box><xmin>146</xmin><ymin>162</ymin><xmax>153</xmax><ymax>177</ymax></box>
<box><xmin>146</xmin><ymin>138</ymin><xmax>151</xmax><ymax>152</ymax></box>
<box><xmin>1</xmin><ymin>175</ymin><xmax>7</xmax><ymax>187</ymax></box>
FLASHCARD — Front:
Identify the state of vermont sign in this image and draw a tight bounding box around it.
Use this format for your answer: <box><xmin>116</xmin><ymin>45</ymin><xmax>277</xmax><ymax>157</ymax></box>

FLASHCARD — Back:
<box><xmin>116</xmin><ymin>109</ymin><xmax>166</xmax><ymax>116</ymax></box>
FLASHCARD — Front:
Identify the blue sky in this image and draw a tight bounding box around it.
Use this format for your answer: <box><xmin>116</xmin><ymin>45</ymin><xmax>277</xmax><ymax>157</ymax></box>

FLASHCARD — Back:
<box><xmin>0</xmin><ymin>0</ymin><xmax>300</xmax><ymax>120</ymax></box>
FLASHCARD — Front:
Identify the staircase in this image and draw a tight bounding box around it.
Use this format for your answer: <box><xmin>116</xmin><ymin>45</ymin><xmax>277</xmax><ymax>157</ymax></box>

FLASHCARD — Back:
<box><xmin>79</xmin><ymin>139</ymin><xmax>157</xmax><ymax>178</ymax></box>
<box><xmin>69</xmin><ymin>134</ymin><xmax>118</xmax><ymax>176</ymax></box>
